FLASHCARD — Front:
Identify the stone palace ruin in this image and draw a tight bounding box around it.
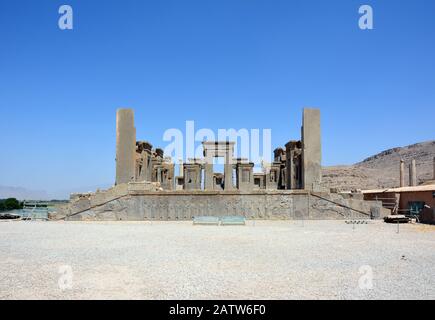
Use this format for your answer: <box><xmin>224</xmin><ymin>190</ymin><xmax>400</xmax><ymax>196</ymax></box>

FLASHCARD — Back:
<box><xmin>54</xmin><ymin>108</ymin><xmax>387</xmax><ymax>221</ymax></box>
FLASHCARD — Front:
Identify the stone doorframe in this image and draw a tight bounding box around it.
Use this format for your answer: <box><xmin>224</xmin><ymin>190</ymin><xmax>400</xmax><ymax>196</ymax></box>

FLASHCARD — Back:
<box><xmin>202</xmin><ymin>141</ymin><xmax>235</xmax><ymax>191</ymax></box>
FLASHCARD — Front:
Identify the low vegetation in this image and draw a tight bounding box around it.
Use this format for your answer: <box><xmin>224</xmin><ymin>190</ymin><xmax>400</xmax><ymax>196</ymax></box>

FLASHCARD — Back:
<box><xmin>0</xmin><ymin>198</ymin><xmax>23</xmax><ymax>212</ymax></box>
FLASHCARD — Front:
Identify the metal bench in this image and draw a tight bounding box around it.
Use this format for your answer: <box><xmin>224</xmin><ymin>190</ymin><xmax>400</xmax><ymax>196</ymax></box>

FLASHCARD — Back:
<box><xmin>193</xmin><ymin>216</ymin><xmax>220</xmax><ymax>226</ymax></box>
<box><xmin>192</xmin><ymin>216</ymin><xmax>246</xmax><ymax>226</ymax></box>
<box><xmin>220</xmin><ymin>216</ymin><xmax>246</xmax><ymax>226</ymax></box>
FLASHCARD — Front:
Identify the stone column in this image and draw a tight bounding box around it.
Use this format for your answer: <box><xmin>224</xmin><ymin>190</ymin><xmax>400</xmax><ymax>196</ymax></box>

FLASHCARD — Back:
<box><xmin>150</xmin><ymin>157</ymin><xmax>160</xmax><ymax>182</ymax></box>
<box><xmin>400</xmin><ymin>159</ymin><xmax>405</xmax><ymax>187</ymax></box>
<box><xmin>301</xmin><ymin>108</ymin><xmax>322</xmax><ymax>191</ymax></box>
<box><xmin>224</xmin><ymin>145</ymin><xmax>234</xmax><ymax>190</ymax></box>
<box><xmin>204</xmin><ymin>155</ymin><xmax>214</xmax><ymax>191</ymax></box>
<box><xmin>202</xmin><ymin>142</ymin><xmax>214</xmax><ymax>191</ymax></box>
<box><xmin>285</xmin><ymin>143</ymin><xmax>292</xmax><ymax>190</ymax></box>
<box><xmin>139</xmin><ymin>151</ymin><xmax>151</xmax><ymax>181</ymax></box>
<box><xmin>141</xmin><ymin>142</ymin><xmax>153</xmax><ymax>182</ymax></box>
<box><xmin>285</xmin><ymin>141</ymin><xmax>302</xmax><ymax>190</ymax></box>
<box><xmin>178</xmin><ymin>159</ymin><xmax>184</xmax><ymax>178</ymax></box>
<box><xmin>135</xmin><ymin>148</ymin><xmax>142</xmax><ymax>182</ymax></box>
<box><xmin>433</xmin><ymin>157</ymin><xmax>435</xmax><ymax>180</ymax></box>
<box><xmin>409</xmin><ymin>159</ymin><xmax>417</xmax><ymax>187</ymax></box>
<box><xmin>116</xmin><ymin>109</ymin><xmax>136</xmax><ymax>185</ymax></box>
<box><xmin>157</xmin><ymin>167</ymin><xmax>162</xmax><ymax>183</ymax></box>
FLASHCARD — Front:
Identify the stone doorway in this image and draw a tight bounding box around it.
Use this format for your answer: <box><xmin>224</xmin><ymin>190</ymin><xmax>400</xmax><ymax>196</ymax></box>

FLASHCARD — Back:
<box><xmin>203</xmin><ymin>141</ymin><xmax>235</xmax><ymax>191</ymax></box>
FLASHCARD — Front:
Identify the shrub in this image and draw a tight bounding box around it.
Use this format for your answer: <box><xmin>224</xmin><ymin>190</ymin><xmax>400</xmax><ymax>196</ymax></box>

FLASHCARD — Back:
<box><xmin>0</xmin><ymin>198</ymin><xmax>24</xmax><ymax>211</ymax></box>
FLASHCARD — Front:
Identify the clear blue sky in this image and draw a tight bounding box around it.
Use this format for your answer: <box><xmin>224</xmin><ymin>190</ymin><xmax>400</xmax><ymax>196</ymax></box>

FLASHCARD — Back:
<box><xmin>1</xmin><ymin>0</ymin><xmax>434</xmax><ymax>198</ymax></box>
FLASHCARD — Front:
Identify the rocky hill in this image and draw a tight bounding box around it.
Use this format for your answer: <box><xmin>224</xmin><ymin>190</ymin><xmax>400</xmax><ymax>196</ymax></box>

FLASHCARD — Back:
<box><xmin>322</xmin><ymin>141</ymin><xmax>435</xmax><ymax>191</ymax></box>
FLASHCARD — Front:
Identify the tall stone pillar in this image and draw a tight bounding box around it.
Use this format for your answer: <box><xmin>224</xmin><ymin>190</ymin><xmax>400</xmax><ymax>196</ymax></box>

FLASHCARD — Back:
<box><xmin>285</xmin><ymin>141</ymin><xmax>303</xmax><ymax>190</ymax></box>
<box><xmin>433</xmin><ymin>157</ymin><xmax>435</xmax><ymax>180</ymax></box>
<box><xmin>141</xmin><ymin>142</ymin><xmax>153</xmax><ymax>182</ymax></box>
<box><xmin>178</xmin><ymin>159</ymin><xmax>184</xmax><ymax>178</ymax></box>
<box><xmin>224</xmin><ymin>144</ymin><xmax>234</xmax><ymax>190</ymax></box>
<box><xmin>285</xmin><ymin>143</ymin><xmax>292</xmax><ymax>190</ymax></box>
<box><xmin>400</xmin><ymin>159</ymin><xmax>405</xmax><ymax>187</ymax></box>
<box><xmin>409</xmin><ymin>159</ymin><xmax>417</xmax><ymax>187</ymax></box>
<box><xmin>301</xmin><ymin>108</ymin><xmax>322</xmax><ymax>191</ymax></box>
<box><xmin>204</xmin><ymin>157</ymin><xmax>214</xmax><ymax>191</ymax></box>
<box><xmin>135</xmin><ymin>141</ymin><xmax>153</xmax><ymax>182</ymax></box>
<box><xmin>116</xmin><ymin>109</ymin><xmax>136</xmax><ymax>185</ymax></box>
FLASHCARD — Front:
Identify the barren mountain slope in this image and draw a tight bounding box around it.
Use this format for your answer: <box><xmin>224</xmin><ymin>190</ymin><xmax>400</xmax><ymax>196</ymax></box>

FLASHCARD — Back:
<box><xmin>322</xmin><ymin>141</ymin><xmax>435</xmax><ymax>191</ymax></box>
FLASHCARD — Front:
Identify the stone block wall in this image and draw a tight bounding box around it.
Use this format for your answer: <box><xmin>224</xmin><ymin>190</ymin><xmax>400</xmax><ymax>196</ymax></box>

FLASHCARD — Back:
<box><xmin>56</xmin><ymin>189</ymin><xmax>384</xmax><ymax>221</ymax></box>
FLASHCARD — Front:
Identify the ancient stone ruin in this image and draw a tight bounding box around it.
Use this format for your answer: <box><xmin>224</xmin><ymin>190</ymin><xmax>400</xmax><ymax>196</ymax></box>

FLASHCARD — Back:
<box><xmin>115</xmin><ymin>108</ymin><xmax>322</xmax><ymax>193</ymax></box>
<box><xmin>53</xmin><ymin>108</ymin><xmax>387</xmax><ymax>221</ymax></box>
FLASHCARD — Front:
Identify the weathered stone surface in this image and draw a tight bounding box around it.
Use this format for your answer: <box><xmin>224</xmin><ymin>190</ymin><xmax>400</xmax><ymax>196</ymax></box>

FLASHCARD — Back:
<box><xmin>236</xmin><ymin>161</ymin><xmax>254</xmax><ymax>191</ymax></box>
<box><xmin>55</xmin><ymin>108</ymin><xmax>391</xmax><ymax>222</ymax></box>
<box><xmin>266</xmin><ymin>162</ymin><xmax>281</xmax><ymax>190</ymax></box>
<box><xmin>409</xmin><ymin>159</ymin><xmax>417</xmax><ymax>186</ymax></box>
<box><xmin>183</xmin><ymin>163</ymin><xmax>202</xmax><ymax>191</ymax></box>
<box><xmin>135</xmin><ymin>141</ymin><xmax>153</xmax><ymax>182</ymax></box>
<box><xmin>400</xmin><ymin>159</ymin><xmax>406</xmax><ymax>187</ymax></box>
<box><xmin>203</xmin><ymin>141</ymin><xmax>235</xmax><ymax>191</ymax></box>
<box><xmin>302</xmin><ymin>108</ymin><xmax>322</xmax><ymax>191</ymax></box>
<box><xmin>56</xmin><ymin>188</ymin><xmax>384</xmax><ymax>221</ymax></box>
<box><xmin>285</xmin><ymin>141</ymin><xmax>302</xmax><ymax>190</ymax></box>
<box><xmin>116</xmin><ymin>109</ymin><xmax>136</xmax><ymax>185</ymax></box>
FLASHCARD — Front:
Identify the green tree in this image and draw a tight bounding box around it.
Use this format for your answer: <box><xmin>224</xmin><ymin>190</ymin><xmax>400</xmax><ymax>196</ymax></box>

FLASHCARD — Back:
<box><xmin>4</xmin><ymin>198</ymin><xmax>21</xmax><ymax>210</ymax></box>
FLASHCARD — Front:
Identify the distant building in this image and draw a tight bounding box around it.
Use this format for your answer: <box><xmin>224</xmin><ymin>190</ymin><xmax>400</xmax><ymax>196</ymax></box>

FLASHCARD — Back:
<box><xmin>363</xmin><ymin>157</ymin><xmax>435</xmax><ymax>224</ymax></box>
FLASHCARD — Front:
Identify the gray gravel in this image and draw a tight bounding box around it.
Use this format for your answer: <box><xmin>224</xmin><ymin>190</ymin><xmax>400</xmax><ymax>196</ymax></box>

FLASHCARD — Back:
<box><xmin>0</xmin><ymin>220</ymin><xmax>434</xmax><ymax>300</ymax></box>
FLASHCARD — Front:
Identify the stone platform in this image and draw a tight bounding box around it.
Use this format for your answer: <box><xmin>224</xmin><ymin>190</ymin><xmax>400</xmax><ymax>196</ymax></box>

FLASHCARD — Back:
<box><xmin>53</xmin><ymin>184</ymin><xmax>388</xmax><ymax>221</ymax></box>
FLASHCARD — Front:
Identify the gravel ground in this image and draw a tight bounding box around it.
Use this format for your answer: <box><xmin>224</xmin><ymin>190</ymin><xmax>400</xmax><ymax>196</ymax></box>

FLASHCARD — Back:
<box><xmin>0</xmin><ymin>220</ymin><xmax>434</xmax><ymax>300</ymax></box>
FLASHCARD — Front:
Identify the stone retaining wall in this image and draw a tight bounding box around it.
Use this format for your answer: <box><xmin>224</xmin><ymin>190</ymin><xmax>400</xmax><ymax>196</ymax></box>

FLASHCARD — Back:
<box><xmin>58</xmin><ymin>190</ymin><xmax>387</xmax><ymax>221</ymax></box>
